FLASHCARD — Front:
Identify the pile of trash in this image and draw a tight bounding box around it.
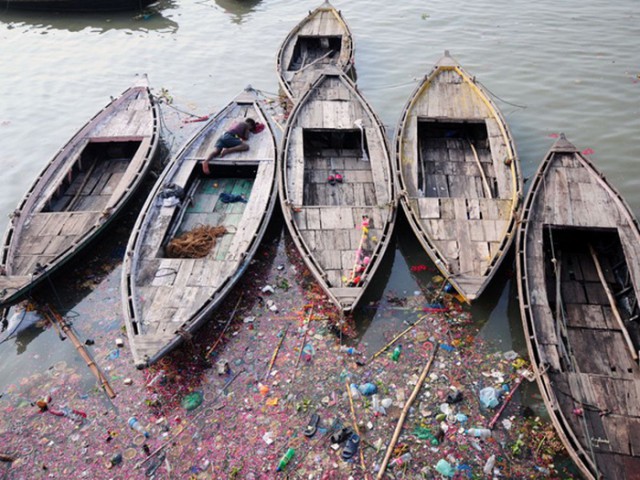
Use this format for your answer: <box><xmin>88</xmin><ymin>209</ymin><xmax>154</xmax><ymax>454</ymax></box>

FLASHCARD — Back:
<box><xmin>0</xmin><ymin>227</ymin><xmax>577</xmax><ymax>479</ymax></box>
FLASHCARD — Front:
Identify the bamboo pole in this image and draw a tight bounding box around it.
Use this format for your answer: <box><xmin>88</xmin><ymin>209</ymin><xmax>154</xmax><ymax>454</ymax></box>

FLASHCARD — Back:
<box><xmin>588</xmin><ymin>244</ymin><xmax>638</xmax><ymax>361</ymax></box>
<box><xmin>376</xmin><ymin>343</ymin><xmax>439</xmax><ymax>479</ymax></box>
<box><xmin>204</xmin><ymin>294</ymin><xmax>243</xmax><ymax>358</ymax></box>
<box><xmin>264</xmin><ymin>324</ymin><xmax>289</xmax><ymax>380</ymax></box>
<box><xmin>345</xmin><ymin>380</ymin><xmax>369</xmax><ymax>480</ymax></box>
<box><xmin>45</xmin><ymin>306</ymin><xmax>116</xmax><ymax>399</ymax></box>
<box><xmin>292</xmin><ymin>306</ymin><xmax>314</xmax><ymax>381</ymax></box>
<box><xmin>369</xmin><ymin>314</ymin><xmax>427</xmax><ymax>363</ymax></box>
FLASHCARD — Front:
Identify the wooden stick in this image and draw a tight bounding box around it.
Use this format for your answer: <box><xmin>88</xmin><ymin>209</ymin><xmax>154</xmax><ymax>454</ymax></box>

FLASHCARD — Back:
<box><xmin>376</xmin><ymin>343</ymin><xmax>439</xmax><ymax>479</ymax></box>
<box><xmin>297</xmin><ymin>50</ymin><xmax>334</xmax><ymax>74</ymax></box>
<box><xmin>488</xmin><ymin>376</ymin><xmax>523</xmax><ymax>429</ymax></box>
<box><xmin>264</xmin><ymin>323</ymin><xmax>289</xmax><ymax>380</ymax></box>
<box><xmin>369</xmin><ymin>314</ymin><xmax>428</xmax><ymax>362</ymax></box>
<box><xmin>345</xmin><ymin>380</ymin><xmax>369</xmax><ymax>480</ymax></box>
<box><xmin>0</xmin><ymin>453</ymin><xmax>15</xmax><ymax>463</ymax></box>
<box><xmin>292</xmin><ymin>307</ymin><xmax>314</xmax><ymax>380</ymax></box>
<box><xmin>204</xmin><ymin>294</ymin><xmax>243</xmax><ymax>358</ymax></box>
<box><xmin>45</xmin><ymin>306</ymin><xmax>116</xmax><ymax>399</ymax></box>
<box><xmin>588</xmin><ymin>244</ymin><xmax>638</xmax><ymax>360</ymax></box>
<box><xmin>467</xmin><ymin>139</ymin><xmax>492</xmax><ymax>199</ymax></box>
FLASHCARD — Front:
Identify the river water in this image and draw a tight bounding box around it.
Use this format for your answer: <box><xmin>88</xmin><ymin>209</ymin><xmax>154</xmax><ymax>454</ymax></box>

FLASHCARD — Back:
<box><xmin>0</xmin><ymin>0</ymin><xmax>638</xmax><ymax>406</ymax></box>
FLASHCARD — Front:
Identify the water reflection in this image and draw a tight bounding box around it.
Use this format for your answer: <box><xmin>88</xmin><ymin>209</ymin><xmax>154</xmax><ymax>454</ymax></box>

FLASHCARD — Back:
<box><xmin>0</xmin><ymin>0</ymin><xmax>178</xmax><ymax>33</ymax></box>
<box><xmin>214</xmin><ymin>0</ymin><xmax>261</xmax><ymax>24</ymax></box>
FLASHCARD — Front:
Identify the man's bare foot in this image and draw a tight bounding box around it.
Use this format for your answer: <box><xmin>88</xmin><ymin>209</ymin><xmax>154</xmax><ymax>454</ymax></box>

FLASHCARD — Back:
<box><xmin>219</xmin><ymin>148</ymin><xmax>228</xmax><ymax>158</ymax></box>
<box><xmin>202</xmin><ymin>162</ymin><xmax>210</xmax><ymax>175</ymax></box>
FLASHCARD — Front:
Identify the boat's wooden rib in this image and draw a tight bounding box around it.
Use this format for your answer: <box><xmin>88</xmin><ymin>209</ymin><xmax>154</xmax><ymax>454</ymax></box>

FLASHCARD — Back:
<box><xmin>0</xmin><ymin>76</ymin><xmax>159</xmax><ymax>307</ymax></box>
<box><xmin>122</xmin><ymin>87</ymin><xmax>278</xmax><ymax>368</ymax></box>
<box><xmin>276</xmin><ymin>0</ymin><xmax>355</xmax><ymax>103</ymax></box>
<box><xmin>279</xmin><ymin>69</ymin><xmax>396</xmax><ymax>313</ymax></box>
<box><xmin>394</xmin><ymin>51</ymin><xmax>522</xmax><ymax>302</ymax></box>
<box><xmin>516</xmin><ymin>134</ymin><xmax>640</xmax><ymax>480</ymax></box>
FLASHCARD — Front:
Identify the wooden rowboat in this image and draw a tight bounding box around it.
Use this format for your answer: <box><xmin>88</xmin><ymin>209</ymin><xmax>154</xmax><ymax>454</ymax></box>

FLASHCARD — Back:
<box><xmin>276</xmin><ymin>0</ymin><xmax>355</xmax><ymax>102</ymax></box>
<box><xmin>516</xmin><ymin>134</ymin><xmax>640</xmax><ymax>480</ymax></box>
<box><xmin>0</xmin><ymin>0</ymin><xmax>157</xmax><ymax>12</ymax></box>
<box><xmin>279</xmin><ymin>70</ymin><xmax>396</xmax><ymax>313</ymax></box>
<box><xmin>0</xmin><ymin>76</ymin><xmax>159</xmax><ymax>308</ymax></box>
<box><xmin>122</xmin><ymin>87</ymin><xmax>277</xmax><ymax>368</ymax></box>
<box><xmin>394</xmin><ymin>51</ymin><xmax>522</xmax><ymax>302</ymax></box>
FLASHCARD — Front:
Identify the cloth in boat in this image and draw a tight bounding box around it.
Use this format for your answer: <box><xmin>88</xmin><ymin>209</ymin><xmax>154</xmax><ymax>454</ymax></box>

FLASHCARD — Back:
<box><xmin>219</xmin><ymin>193</ymin><xmax>247</xmax><ymax>203</ymax></box>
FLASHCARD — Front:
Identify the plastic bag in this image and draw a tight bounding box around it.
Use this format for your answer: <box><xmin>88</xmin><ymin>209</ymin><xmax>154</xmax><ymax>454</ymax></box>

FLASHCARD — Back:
<box><xmin>479</xmin><ymin>387</ymin><xmax>499</xmax><ymax>409</ymax></box>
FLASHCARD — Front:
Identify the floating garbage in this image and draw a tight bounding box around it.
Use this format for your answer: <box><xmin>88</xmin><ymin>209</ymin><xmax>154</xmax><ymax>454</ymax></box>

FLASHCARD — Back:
<box><xmin>181</xmin><ymin>391</ymin><xmax>204</xmax><ymax>411</ymax></box>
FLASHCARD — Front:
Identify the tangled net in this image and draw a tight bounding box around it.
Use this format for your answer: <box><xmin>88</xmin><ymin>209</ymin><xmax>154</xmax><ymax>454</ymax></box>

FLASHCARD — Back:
<box><xmin>165</xmin><ymin>225</ymin><xmax>227</xmax><ymax>258</ymax></box>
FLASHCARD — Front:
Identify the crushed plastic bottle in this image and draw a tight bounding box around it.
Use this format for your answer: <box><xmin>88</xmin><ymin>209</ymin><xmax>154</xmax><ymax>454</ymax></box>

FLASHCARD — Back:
<box><xmin>483</xmin><ymin>454</ymin><xmax>496</xmax><ymax>475</ymax></box>
<box><xmin>466</xmin><ymin>428</ymin><xmax>492</xmax><ymax>439</ymax></box>
<box><xmin>390</xmin><ymin>452</ymin><xmax>412</xmax><ymax>467</ymax></box>
<box><xmin>340</xmin><ymin>346</ymin><xmax>359</xmax><ymax>355</ymax></box>
<box><xmin>301</xmin><ymin>343</ymin><xmax>315</xmax><ymax>362</ymax></box>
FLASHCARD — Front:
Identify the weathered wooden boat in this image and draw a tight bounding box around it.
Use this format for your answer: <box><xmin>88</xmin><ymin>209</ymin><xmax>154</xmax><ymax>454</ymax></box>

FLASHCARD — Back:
<box><xmin>279</xmin><ymin>69</ymin><xmax>396</xmax><ymax>313</ymax></box>
<box><xmin>122</xmin><ymin>87</ymin><xmax>277</xmax><ymax>368</ymax></box>
<box><xmin>516</xmin><ymin>134</ymin><xmax>640</xmax><ymax>480</ymax></box>
<box><xmin>394</xmin><ymin>51</ymin><xmax>521</xmax><ymax>303</ymax></box>
<box><xmin>0</xmin><ymin>0</ymin><xmax>157</xmax><ymax>12</ymax></box>
<box><xmin>276</xmin><ymin>0</ymin><xmax>355</xmax><ymax>102</ymax></box>
<box><xmin>0</xmin><ymin>76</ymin><xmax>159</xmax><ymax>308</ymax></box>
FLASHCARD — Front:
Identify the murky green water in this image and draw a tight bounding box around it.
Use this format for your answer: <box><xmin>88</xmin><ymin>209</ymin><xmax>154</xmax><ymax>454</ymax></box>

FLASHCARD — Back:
<box><xmin>0</xmin><ymin>0</ymin><xmax>638</xmax><ymax>399</ymax></box>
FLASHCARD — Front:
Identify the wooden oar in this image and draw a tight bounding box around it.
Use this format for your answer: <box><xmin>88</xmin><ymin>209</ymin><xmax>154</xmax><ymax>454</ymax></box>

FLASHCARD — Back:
<box><xmin>588</xmin><ymin>244</ymin><xmax>638</xmax><ymax>361</ymax></box>
<box><xmin>467</xmin><ymin>139</ymin><xmax>492</xmax><ymax>199</ymax></box>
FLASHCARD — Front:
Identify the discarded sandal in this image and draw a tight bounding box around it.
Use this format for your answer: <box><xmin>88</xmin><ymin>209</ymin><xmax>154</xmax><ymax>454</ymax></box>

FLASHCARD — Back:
<box><xmin>304</xmin><ymin>412</ymin><xmax>320</xmax><ymax>438</ymax></box>
<box><xmin>341</xmin><ymin>433</ymin><xmax>360</xmax><ymax>460</ymax></box>
<box><xmin>327</xmin><ymin>175</ymin><xmax>336</xmax><ymax>185</ymax></box>
<box><xmin>331</xmin><ymin>426</ymin><xmax>353</xmax><ymax>444</ymax></box>
<box><xmin>334</xmin><ymin>171</ymin><xmax>343</xmax><ymax>183</ymax></box>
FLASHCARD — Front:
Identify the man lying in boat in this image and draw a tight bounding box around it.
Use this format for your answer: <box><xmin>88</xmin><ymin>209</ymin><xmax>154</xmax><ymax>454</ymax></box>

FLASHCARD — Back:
<box><xmin>202</xmin><ymin>117</ymin><xmax>257</xmax><ymax>174</ymax></box>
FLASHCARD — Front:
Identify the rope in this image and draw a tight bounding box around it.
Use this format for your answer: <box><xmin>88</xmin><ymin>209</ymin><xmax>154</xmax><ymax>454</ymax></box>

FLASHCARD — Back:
<box><xmin>165</xmin><ymin>225</ymin><xmax>226</xmax><ymax>258</ymax></box>
<box><xmin>476</xmin><ymin>79</ymin><xmax>527</xmax><ymax>110</ymax></box>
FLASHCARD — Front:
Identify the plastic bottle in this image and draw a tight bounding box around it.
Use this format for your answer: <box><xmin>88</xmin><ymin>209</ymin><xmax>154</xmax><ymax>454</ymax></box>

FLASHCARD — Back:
<box><xmin>128</xmin><ymin>417</ymin><xmax>150</xmax><ymax>438</ymax></box>
<box><xmin>390</xmin><ymin>452</ymin><xmax>412</xmax><ymax>467</ymax></box>
<box><xmin>276</xmin><ymin>448</ymin><xmax>295</xmax><ymax>472</ymax></box>
<box><xmin>466</xmin><ymin>428</ymin><xmax>492</xmax><ymax>439</ymax></box>
<box><xmin>483</xmin><ymin>454</ymin><xmax>496</xmax><ymax>475</ymax></box>
<box><xmin>340</xmin><ymin>346</ymin><xmax>359</xmax><ymax>355</ymax></box>
<box><xmin>391</xmin><ymin>345</ymin><xmax>402</xmax><ymax>361</ymax></box>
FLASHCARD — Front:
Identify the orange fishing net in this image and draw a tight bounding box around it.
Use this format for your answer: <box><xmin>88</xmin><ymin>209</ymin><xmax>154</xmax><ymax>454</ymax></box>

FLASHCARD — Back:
<box><xmin>165</xmin><ymin>225</ymin><xmax>227</xmax><ymax>258</ymax></box>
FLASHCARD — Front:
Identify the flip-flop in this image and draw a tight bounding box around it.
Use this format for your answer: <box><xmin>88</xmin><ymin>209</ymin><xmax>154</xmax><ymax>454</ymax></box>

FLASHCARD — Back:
<box><xmin>304</xmin><ymin>413</ymin><xmax>320</xmax><ymax>438</ymax></box>
<box><xmin>327</xmin><ymin>175</ymin><xmax>336</xmax><ymax>185</ymax></box>
<box><xmin>330</xmin><ymin>426</ymin><xmax>353</xmax><ymax>444</ymax></box>
<box><xmin>341</xmin><ymin>433</ymin><xmax>360</xmax><ymax>460</ymax></box>
<box><xmin>334</xmin><ymin>172</ymin><xmax>343</xmax><ymax>183</ymax></box>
